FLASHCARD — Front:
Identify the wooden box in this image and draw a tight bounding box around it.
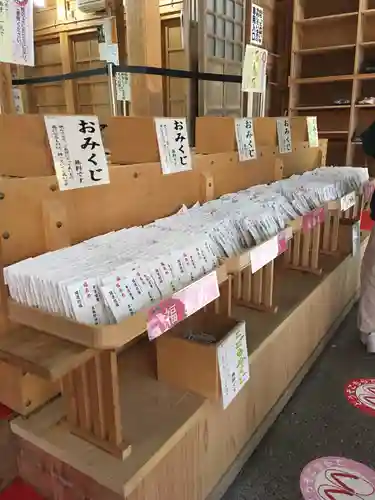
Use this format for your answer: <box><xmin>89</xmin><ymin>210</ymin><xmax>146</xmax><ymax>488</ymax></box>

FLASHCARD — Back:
<box><xmin>156</xmin><ymin>312</ymin><xmax>246</xmax><ymax>401</ymax></box>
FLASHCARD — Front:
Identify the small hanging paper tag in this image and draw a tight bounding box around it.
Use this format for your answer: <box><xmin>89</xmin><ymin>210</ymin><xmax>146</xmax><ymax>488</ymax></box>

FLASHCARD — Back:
<box><xmin>276</xmin><ymin>117</ymin><xmax>292</xmax><ymax>154</ymax></box>
<box><xmin>147</xmin><ymin>271</ymin><xmax>219</xmax><ymax>340</ymax></box>
<box><xmin>12</xmin><ymin>88</ymin><xmax>24</xmax><ymax>114</ymax></box>
<box><xmin>154</xmin><ymin>118</ymin><xmax>192</xmax><ymax>175</ymax></box>
<box><xmin>99</xmin><ymin>43</ymin><xmax>119</xmax><ymax>65</ymax></box>
<box><xmin>250</xmin><ymin>4</ymin><xmax>264</xmax><ymax>46</ymax></box>
<box><xmin>115</xmin><ymin>72</ymin><xmax>131</xmax><ymax>102</ymax></box>
<box><xmin>235</xmin><ymin>118</ymin><xmax>257</xmax><ymax>161</ymax></box>
<box><xmin>242</xmin><ymin>45</ymin><xmax>268</xmax><ymax>93</ymax></box>
<box><xmin>352</xmin><ymin>221</ymin><xmax>361</xmax><ymax>257</ymax></box>
<box><xmin>307</xmin><ymin>116</ymin><xmax>319</xmax><ymax>148</ymax></box>
<box><xmin>217</xmin><ymin>322</ymin><xmax>250</xmax><ymax>409</ymax></box>
<box><xmin>44</xmin><ymin>115</ymin><xmax>110</xmax><ymax>191</ymax></box>
<box><xmin>341</xmin><ymin>191</ymin><xmax>356</xmax><ymax>212</ymax></box>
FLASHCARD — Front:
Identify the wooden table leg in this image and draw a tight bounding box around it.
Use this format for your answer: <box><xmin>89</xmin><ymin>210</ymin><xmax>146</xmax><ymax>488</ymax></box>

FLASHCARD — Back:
<box><xmin>61</xmin><ymin>350</ymin><xmax>131</xmax><ymax>460</ymax></box>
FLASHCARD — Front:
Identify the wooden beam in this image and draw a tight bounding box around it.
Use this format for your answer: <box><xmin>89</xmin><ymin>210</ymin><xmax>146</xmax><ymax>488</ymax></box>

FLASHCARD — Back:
<box><xmin>60</xmin><ymin>32</ymin><xmax>77</xmax><ymax>113</ymax></box>
<box><xmin>125</xmin><ymin>0</ymin><xmax>164</xmax><ymax>116</ymax></box>
<box><xmin>0</xmin><ymin>64</ymin><xmax>15</xmax><ymax>114</ymax></box>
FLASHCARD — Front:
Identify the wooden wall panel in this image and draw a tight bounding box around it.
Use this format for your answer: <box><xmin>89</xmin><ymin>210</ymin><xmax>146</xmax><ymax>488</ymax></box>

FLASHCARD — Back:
<box><xmin>71</xmin><ymin>32</ymin><xmax>110</xmax><ymax>120</ymax></box>
<box><xmin>25</xmin><ymin>39</ymin><xmax>66</xmax><ymax>114</ymax></box>
<box><xmin>162</xmin><ymin>18</ymin><xmax>188</xmax><ymax>117</ymax></box>
<box><xmin>34</xmin><ymin>0</ymin><xmax>58</xmax><ymax>31</ymax></box>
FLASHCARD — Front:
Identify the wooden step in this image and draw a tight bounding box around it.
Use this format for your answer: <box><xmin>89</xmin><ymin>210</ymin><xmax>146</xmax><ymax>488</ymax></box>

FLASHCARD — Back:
<box><xmin>0</xmin><ymin>327</ymin><xmax>96</xmax><ymax>381</ymax></box>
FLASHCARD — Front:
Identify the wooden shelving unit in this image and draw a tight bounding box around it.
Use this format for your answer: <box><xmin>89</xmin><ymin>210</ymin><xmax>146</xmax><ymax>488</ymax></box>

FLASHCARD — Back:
<box><xmin>289</xmin><ymin>0</ymin><xmax>375</xmax><ymax>167</ymax></box>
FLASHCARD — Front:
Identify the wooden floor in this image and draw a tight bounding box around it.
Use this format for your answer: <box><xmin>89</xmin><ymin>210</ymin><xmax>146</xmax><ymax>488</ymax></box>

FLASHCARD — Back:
<box><xmin>10</xmin><ymin>245</ymin><xmax>364</xmax><ymax>500</ymax></box>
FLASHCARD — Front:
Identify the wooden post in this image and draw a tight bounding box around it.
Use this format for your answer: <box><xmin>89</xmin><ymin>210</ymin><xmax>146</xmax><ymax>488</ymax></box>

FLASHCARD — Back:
<box><xmin>125</xmin><ymin>0</ymin><xmax>163</xmax><ymax>116</ymax></box>
<box><xmin>0</xmin><ymin>64</ymin><xmax>15</xmax><ymax>114</ymax></box>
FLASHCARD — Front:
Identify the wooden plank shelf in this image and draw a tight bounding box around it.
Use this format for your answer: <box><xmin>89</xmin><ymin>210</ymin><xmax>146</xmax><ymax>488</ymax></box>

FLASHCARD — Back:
<box><xmin>296</xmin><ymin>12</ymin><xmax>358</xmax><ymax>24</ymax></box>
<box><xmin>289</xmin><ymin>0</ymin><xmax>373</xmax><ymax>164</ymax></box>
<box><xmin>296</xmin><ymin>44</ymin><xmax>356</xmax><ymax>55</ymax></box>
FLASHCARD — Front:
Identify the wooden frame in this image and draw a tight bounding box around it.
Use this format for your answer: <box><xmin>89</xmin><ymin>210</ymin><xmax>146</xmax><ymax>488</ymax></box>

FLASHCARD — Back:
<box><xmin>288</xmin><ymin>0</ymin><xmax>375</xmax><ymax>166</ymax></box>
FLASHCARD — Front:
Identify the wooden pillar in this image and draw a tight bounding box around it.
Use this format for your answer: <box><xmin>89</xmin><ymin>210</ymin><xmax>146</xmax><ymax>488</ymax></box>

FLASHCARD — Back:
<box><xmin>0</xmin><ymin>64</ymin><xmax>15</xmax><ymax>114</ymax></box>
<box><xmin>125</xmin><ymin>0</ymin><xmax>163</xmax><ymax>116</ymax></box>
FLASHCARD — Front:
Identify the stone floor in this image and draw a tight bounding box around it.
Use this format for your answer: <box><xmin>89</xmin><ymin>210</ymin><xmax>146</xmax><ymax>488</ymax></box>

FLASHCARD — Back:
<box><xmin>223</xmin><ymin>305</ymin><xmax>375</xmax><ymax>500</ymax></box>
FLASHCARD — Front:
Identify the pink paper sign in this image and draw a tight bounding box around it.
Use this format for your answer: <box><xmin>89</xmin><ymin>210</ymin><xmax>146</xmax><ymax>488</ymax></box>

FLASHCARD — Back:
<box><xmin>300</xmin><ymin>457</ymin><xmax>375</xmax><ymax>500</ymax></box>
<box><xmin>345</xmin><ymin>378</ymin><xmax>375</xmax><ymax>417</ymax></box>
<box><xmin>147</xmin><ymin>271</ymin><xmax>220</xmax><ymax>340</ymax></box>
<box><xmin>302</xmin><ymin>207</ymin><xmax>326</xmax><ymax>232</ymax></box>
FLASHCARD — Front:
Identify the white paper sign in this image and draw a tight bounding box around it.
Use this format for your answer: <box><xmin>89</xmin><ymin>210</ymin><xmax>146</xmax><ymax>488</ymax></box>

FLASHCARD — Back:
<box><xmin>276</xmin><ymin>117</ymin><xmax>292</xmax><ymax>154</ymax></box>
<box><xmin>235</xmin><ymin>118</ymin><xmax>257</xmax><ymax>161</ymax></box>
<box><xmin>250</xmin><ymin>235</ymin><xmax>279</xmax><ymax>273</ymax></box>
<box><xmin>250</xmin><ymin>4</ymin><xmax>264</xmax><ymax>46</ymax></box>
<box><xmin>99</xmin><ymin>43</ymin><xmax>119</xmax><ymax>65</ymax></box>
<box><xmin>115</xmin><ymin>72</ymin><xmax>131</xmax><ymax>102</ymax></box>
<box><xmin>0</xmin><ymin>0</ymin><xmax>34</xmax><ymax>66</ymax></box>
<box><xmin>44</xmin><ymin>115</ymin><xmax>110</xmax><ymax>191</ymax></box>
<box><xmin>352</xmin><ymin>221</ymin><xmax>361</xmax><ymax>257</ymax></box>
<box><xmin>242</xmin><ymin>45</ymin><xmax>268</xmax><ymax>93</ymax></box>
<box><xmin>307</xmin><ymin>116</ymin><xmax>319</xmax><ymax>148</ymax></box>
<box><xmin>154</xmin><ymin>118</ymin><xmax>192</xmax><ymax>175</ymax></box>
<box><xmin>341</xmin><ymin>191</ymin><xmax>356</xmax><ymax>211</ymax></box>
<box><xmin>218</xmin><ymin>322</ymin><xmax>250</xmax><ymax>409</ymax></box>
<box><xmin>12</xmin><ymin>87</ymin><xmax>24</xmax><ymax>114</ymax></box>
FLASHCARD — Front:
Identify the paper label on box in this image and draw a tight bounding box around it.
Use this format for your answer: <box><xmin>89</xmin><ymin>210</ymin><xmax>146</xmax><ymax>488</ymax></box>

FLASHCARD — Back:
<box><xmin>276</xmin><ymin>117</ymin><xmax>292</xmax><ymax>154</ymax></box>
<box><xmin>302</xmin><ymin>207</ymin><xmax>325</xmax><ymax>232</ymax></box>
<box><xmin>44</xmin><ymin>115</ymin><xmax>109</xmax><ymax>191</ymax></box>
<box><xmin>250</xmin><ymin>4</ymin><xmax>264</xmax><ymax>46</ymax></box>
<box><xmin>154</xmin><ymin>118</ymin><xmax>192</xmax><ymax>175</ymax></box>
<box><xmin>352</xmin><ymin>221</ymin><xmax>361</xmax><ymax>257</ymax></box>
<box><xmin>0</xmin><ymin>0</ymin><xmax>34</xmax><ymax>66</ymax></box>
<box><xmin>147</xmin><ymin>271</ymin><xmax>220</xmax><ymax>340</ymax></box>
<box><xmin>242</xmin><ymin>45</ymin><xmax>268</xmax><ymax>93</ymax></box>
<box><xmin>115</xmin><ymin>72</ymin><xmax>131</xmax><ymax>102</ymax></box>
<box><xmin>307</xmin><ymin>116</ymin><xmax>319</xmax><ymax>148</ymax></box>
<box><xmin>235</xmin><ymin>118</ymin><xmax>257</xmax><ymax>161</ymax></box>
<box><xmin>341</xmin><ymin>191</ymin><xmax>356</xmax><ymax>212</ymax></box>
<box><xmin>217</xmin><ymin>322</ymin><xmax>250</xmax><ymax>409</ymax></box>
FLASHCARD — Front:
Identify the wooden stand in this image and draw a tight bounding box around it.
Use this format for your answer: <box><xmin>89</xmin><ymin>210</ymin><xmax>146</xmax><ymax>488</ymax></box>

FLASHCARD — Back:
<box><xmin>0</xmin><ymin>115</ymin><xmax>361</xmax><ymax>475</ymax></box>
<box><xmin>285</xmin><ymin>224</ymin><xmax>323</xmax><ymax>275</ymax></box>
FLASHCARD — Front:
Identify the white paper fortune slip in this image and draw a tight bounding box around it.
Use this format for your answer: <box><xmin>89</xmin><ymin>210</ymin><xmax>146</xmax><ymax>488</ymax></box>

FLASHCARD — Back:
<box><xmin>352</xmin><ymin>221</ymin><xmax>361</xmax><ymax>257</ymax></box>
<box><xmin>307</xmin><ymin>116</ymin><xmax>319</xmax><ymax>148</ymax></box>
<box><xmin>154</xmin><ymin>118</ymin><xmax>192</xmax><ymax>175</ymax></box>
<box><xmin>276</xmin><ymin>117</ymin><xmax>292</xmax><ymax>154</ymax></box>
<box><xmin>241</xmin><ymin>45</ymin><xmax>268</xmax><ymax>93</ymax></box>
<box><xmin>147</xmin><ymin>271</ymin><xmax>219</xmax><ymax>340</ymax></box>
<box><xmin>115</xmin><ymin>72</ymin><xmax>131</xmax><ymax>102</ymax></box>
<box><xmin>0</xmin><ymin>0</ymin><xmax>34</xmax><ymax>66</ymax></box>
<box><xmin>250</xmin><ymin>3</ymin><xmax>264</xmax><ymax>47</ymax></box>
<box><xmin>44</xmin><ymin>115</ymin><xmax>110</xmax><ymax>191</ymax></box>
<box><xmin>341</xmin><ymin>191</ymin><xmax>356</xmax><ymax>211</ymax></box>
<box><xmin>235</xmin><ymin>118</ymin><xmax>257</xmax><ymax>161</ymax></box>
<box><xmin>217</xmin><ymin>322</ymin><xmax>250</xmax><ymax>409</ymax></box>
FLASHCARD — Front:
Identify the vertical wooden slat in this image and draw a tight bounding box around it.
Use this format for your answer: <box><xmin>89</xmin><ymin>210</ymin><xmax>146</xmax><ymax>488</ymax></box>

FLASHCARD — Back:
<box><xmin>0</xmin><ymin>64</ymin><xmax>15</xmax><ymax>114</ymax></box>
<box><xmin>301</xmin><ymin>230</ymin><xmax>311</xmax><ymax>268</ymax></box>
<box><xmin>263</xmin><ymin>262</ymin><xmax>274</xmax><ymax>309</ymax></box>
<box><xmin>73</xmin><ymin>365</ymin><xmax>91</xmax><ymax>432</ymax></box>
<box><xmin>311</xmin><ymin>224</ymin><xmax>321</xmax><ymax>270</ymax></box>
<box><xmin>60</xmin><ymin>33</ymin><xmax>77</xmax><ymax>113</ymax></box>
<box><xmin>322</xmin><ymin>214</ymin><xmax>331</xmax><ymax>251</ymax></box>
<box><xmin>61</xmin><ymin>372</ymin><xmax>78</xmax><ymax>427</ymax></box>
<box><xmin>87</xmin><ymin>356</ymin><xmax>106</xmax><ymax>440</ymax></box>
<box><xmin>331</xmin><ymin>214</ymin><xmax>340</xmax><ymax>252</ymax></box>
<box><xmin>292</xmin><ymin>231</ymin><xmax>301</xmax><ymax>266</ymax></box>
<box><xmin>100</xmin><ymin>351</ymin><xmax>122</xmax><ymax>446</ymax></box>
<box><xmin>252</xmin><ymin>268</ymin><xmax>263</xmax><ymax>305</ymax></box>
<box><xmin>126</xmin><ymin>0</ymin><xmax>163</xmax><ymax>115</ymax></box>
<box><xmin>244</xmin><ymin>267</ymin><xmax>252</xmax><ymax>302</ymax></box>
